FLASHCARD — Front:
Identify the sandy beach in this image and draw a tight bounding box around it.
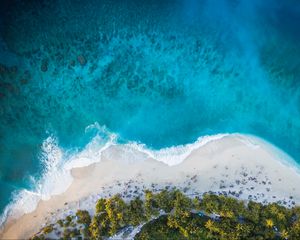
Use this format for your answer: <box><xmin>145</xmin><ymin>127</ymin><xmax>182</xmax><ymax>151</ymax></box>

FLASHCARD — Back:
<box><xmin>1</xmin><ymin>134</ymin><xmax>300</xmax><ymax>239</ymax></box>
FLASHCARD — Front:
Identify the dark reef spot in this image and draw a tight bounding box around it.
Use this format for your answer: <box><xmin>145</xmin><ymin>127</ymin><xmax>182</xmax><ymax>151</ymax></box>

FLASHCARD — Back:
<box><xmin>77</xmin><ymin>55</ymin><xmax>87</xmax><ymax>66</ymax></box>
<box><xmin>41</xmin><ymin>59</ymin><xmax>48</xmax><ymax>72</ymax></box>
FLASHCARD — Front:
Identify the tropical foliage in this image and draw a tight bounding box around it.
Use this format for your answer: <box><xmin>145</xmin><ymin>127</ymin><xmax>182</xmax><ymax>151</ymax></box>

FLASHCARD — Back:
<box><xmin>31</xmin><ymin>189</ymin><xmax>300</xmax><ymax>240</ymax></box>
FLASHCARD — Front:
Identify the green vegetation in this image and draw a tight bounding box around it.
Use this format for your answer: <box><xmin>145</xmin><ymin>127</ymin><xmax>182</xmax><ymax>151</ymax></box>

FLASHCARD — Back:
<box><xmin>57</xmin><ymin>219</ymin><xmax>64</xmax><ymax>227</ymax></box>
<box><xmin>136</xmin><ymin>214</ymin><xmax>209</xmax><ymax>240</ymax></box>
<box><xmin>137</xmin><ymin>192</ymin><xmax>300</xmax><ymax>240</ymax></box>
<box><xmin>127</xmin><ymin>197</ymin><xmax>147</xmax><ymax>226</ymax></box>
<box><xmin>144</xmin><ymin>190</ymin><xmax>159</xmax><ymax>219</ymax></box>
<box><xmin>76</xmin><ymin>210</ymin><xmax>91</xmax><ymax>225</ymax></box>
<box><xmin>41</xmin><ymin>224</ymin><xmax>54</xmax><ymax>235</ymax></box>
<box><xmin>31</xmin><ymin>189</ymin><xmax>300</xmax><ymax>240</ymax></box>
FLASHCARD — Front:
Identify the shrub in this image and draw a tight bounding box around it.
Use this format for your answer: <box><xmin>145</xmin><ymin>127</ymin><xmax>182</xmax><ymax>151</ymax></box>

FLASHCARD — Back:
<box><xmin>76</xmin><ymin>210</ymin><xmax>91</xmax><ymax>225</ymax></box>
<box><xmin>42</xmin><ymin>225</ymin><xmax>54</xmax><ymax>234</ymax></box>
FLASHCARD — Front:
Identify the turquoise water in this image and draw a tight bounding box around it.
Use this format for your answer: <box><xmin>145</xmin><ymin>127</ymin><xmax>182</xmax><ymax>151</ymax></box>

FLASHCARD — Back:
<box><xmin>0</xmin><ymin>0</ymin><xmax>300</xmax><ymax>219</ymax></box>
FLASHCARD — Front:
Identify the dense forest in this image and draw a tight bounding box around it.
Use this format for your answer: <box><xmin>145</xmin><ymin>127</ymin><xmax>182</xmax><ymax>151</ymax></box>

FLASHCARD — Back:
<box><xmin>31</xmin><ymin>189</ymin><xmax>300</xmax><ymax>239</ymax></box>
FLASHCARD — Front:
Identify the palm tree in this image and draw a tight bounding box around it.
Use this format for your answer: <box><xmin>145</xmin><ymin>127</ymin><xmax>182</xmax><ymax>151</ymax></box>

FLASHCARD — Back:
<box><xmin>205</xmin><ymin>219</ymin><xmax>215</xmax><ymax>232</ymax></box>
<box><xmin>266</xmin><ymin>219</ymin><xmax>274</xmax><ymax>228</ymax></box>
<box><xmin>280</xmin><ymin>229</ymin><xmax>289</xmax><ymax>239</ymax></box>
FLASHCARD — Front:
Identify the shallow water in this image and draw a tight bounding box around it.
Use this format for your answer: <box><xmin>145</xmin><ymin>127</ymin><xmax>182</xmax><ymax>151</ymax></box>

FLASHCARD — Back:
<box><xmin>0</xmin><ymin>0</ymin><xmax>300</xmax><ymax>220</ymax></box>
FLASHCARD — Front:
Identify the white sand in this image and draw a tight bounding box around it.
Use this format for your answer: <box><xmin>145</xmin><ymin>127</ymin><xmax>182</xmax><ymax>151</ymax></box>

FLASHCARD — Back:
<box><xmin>1</xmin><ymin>134</ymin><xmax>300</xmax><ymax>239</ymax></box>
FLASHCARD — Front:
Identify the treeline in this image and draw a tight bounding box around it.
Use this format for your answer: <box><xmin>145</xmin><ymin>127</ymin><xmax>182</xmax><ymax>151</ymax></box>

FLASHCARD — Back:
<box><xmin>32</xmin><ymin>189</ymin><xmax>300</xmax><ymax>240</ymax></box>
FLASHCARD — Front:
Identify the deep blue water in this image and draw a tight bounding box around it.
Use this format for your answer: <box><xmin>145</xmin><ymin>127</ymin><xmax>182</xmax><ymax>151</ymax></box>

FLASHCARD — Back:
<box><xmin>0</xmin><ymin>0</ymin><xmax>300</xmax><ymax>218</ymax></box>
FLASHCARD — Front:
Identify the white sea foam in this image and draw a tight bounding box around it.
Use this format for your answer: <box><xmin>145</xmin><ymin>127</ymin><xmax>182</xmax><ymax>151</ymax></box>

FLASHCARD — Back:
<box><xmin>65</xmin><ymin>134</ymin><xmax>117</xmax><ymax>170</ymax></box>
<box><xmin>0</xmin><ymin>125</ymin><xmax>117</xmax><ymax>228</ymax></box>
<box><xmin>235</xmin><ymin>134</ymin><xmax>260</xmax><ymax>149</ymax></box>
<box><xmin>38</xmin><ymin>136</ymin><xmax>72</xmax><ymax>198</ymax></box>
<box><xmin>125</xmin><ymin>133</ymin><xmax>229</xmax><ymax>166</ymax></box>
<box><xmin>0</xmin><ymin>136</ymin><xmax>70</xmax><ymax>228</ymax></box>
<box><xmin>0</xmin><ymin>190</ymin><xmax>40</xmax><ymax>229</ymax></box>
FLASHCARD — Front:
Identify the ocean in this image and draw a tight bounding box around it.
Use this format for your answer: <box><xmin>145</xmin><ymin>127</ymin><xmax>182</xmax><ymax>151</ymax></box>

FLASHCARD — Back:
<box><xmin>0</xmin><ymin>0</ymin><xmax>299</xmax><ymax>224</ymax></box>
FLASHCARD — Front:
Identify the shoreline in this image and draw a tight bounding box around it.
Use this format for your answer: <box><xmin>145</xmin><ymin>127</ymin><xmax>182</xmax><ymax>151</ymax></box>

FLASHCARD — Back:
<box><xmin>1</xmin><ymin>134</ymin><xmax>300</xmax><ymax>239</ymax></box>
